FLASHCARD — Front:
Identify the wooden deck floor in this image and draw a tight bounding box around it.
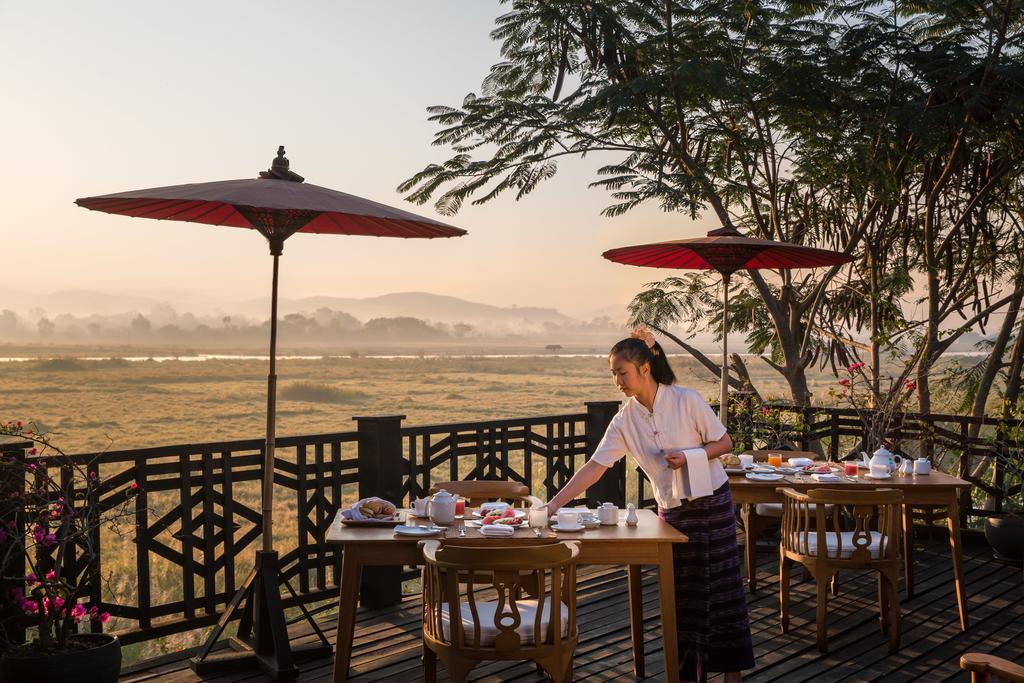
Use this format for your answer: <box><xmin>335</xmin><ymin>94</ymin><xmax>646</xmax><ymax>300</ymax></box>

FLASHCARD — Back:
<box><xmin>121</xmin><ymin>537</ymin><xmax>1023</xmax><ymax>682</ymax></box>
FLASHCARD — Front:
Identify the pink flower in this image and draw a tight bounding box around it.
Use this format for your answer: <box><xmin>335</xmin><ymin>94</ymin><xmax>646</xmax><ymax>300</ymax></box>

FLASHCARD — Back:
<box><xmin>904</xmin><ymin>380</ymin><xmax>917</xmax><ymax>391</ymax></box>
<box><xmin>97</xmin><ymin>611</ymin><xmax>110</xmax><ymax>624</ymax></box>
<box><xmin>28</xmin><ymin>448</ymin><xmax>37</xmax><ymax>455</ymax></box>
<box><xmin>71</xmin><ymin>603</ymin><xmax>87</xmax><ymax>622</ymax></box>
<box><xmin>847</xmin><ymin>362</ymin><xmax>866</xmax><ymax>372</ymax></box>
<box><xmin>25</xmin><ymin>573</ymin><xmax>37</xmax><ymax>586</ymax></box>
<box><xmin>838</xmin><ymin>378</ymin><xmax>851</xmax><ymax>387</ymax></box>
<box><xmin>130</xmin><ymin>482</ymin><xmax>138</xmax><ymax>491</ymax></box>
<box><xmin>45</xmin><ymin>570</ymin><xmax>57</xmax><ymax>581</ymax></box>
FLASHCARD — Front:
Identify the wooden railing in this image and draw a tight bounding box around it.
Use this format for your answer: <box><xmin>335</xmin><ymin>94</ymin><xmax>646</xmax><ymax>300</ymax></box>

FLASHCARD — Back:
<box><xmin>3</xmin><ymin>401</ymin><xmax>1019</xmax><ymax>652</ymax></box>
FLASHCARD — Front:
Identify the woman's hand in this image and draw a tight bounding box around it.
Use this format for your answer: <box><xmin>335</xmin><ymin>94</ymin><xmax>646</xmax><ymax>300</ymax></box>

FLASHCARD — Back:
<box><xmin>664</xmin><ymin>450</ymin><xmax>687</xmax><ymax>470</ymax></box>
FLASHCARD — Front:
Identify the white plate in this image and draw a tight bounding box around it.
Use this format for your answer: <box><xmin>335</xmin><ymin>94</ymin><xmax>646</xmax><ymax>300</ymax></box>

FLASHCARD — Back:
<box><xmin>472</xmin><ymin>509</ymin><xmax>526</xmax><ymax>519</ymax></box>
<box><xmin>393</xmin><ymin>525</ymin><xmax>444</xmax><ymax>536</ymax></box>
<box><xmin>775</xmin><ymin>467</ymin><xmax>799</xmax><ymax>474</ymax></box>
<box><xmin>746</xmin><ymin>472</ymin><xmax>784</xmax><ymax>481</ymax></box>
<box><xmin>864</xmin><ymin>472</ymin><xmax>891</xmax><ymax>480</ymax></box>
<box><xmin>751</xmin><ymin>467</ymin><xmax>776</xmax><ymax>474</ymax></box>
<box><xmin>551</xmin><ymin>523</ymin><xmax>584</xmax><ymax>532</ymax></box>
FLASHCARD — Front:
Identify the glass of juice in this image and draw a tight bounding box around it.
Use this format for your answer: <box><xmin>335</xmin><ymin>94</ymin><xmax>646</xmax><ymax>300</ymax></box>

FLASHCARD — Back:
<box><xmin>844</xmin><ymin>462</ymin><xmax>859</xmax><ymax>476</ymax></box>
<box><xmin>454</xmin><ymin>497</ymin><xmax>465</xmax><ymax>517</ymax></box>
<box><xmin>767</xmin><ymin>453</ymin><xmax>783</xmax><ymax>468</ymax></box>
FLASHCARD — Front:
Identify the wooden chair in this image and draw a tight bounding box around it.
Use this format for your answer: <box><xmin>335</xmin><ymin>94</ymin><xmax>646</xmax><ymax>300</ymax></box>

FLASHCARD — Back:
<box><xmin>779</xmin><ymin>487</ymin><xmax>903</xmax><ymax>653</ymax></box>
<box><xmin>429</xmin><ymin>480</ymin><xmax>539</xmax><ymax>508</ymax></box>
<box><xmin>961</xmin><ymin>653</ymin><xmax>1024</xmax><ymax>682</ymax></box>
<box><xmin>420</xmin><ymin>539</ymin><xmax>580</xmax><ymax>683</ymax></box>
<box><xmin>739</xmin><ymin>450</ymin><xmax>832</xmax><ymax>590</ymax></box>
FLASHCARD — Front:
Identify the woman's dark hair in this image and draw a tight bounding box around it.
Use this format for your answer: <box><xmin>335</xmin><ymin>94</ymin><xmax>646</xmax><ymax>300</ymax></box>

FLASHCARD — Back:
<box><xmin>609</xmin><ymin>337</ymin><xmax>676</xmax><ymax>385</ymax></box>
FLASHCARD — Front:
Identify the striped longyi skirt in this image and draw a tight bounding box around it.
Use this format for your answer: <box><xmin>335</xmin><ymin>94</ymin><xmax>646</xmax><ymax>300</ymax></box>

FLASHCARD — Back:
<box><xmin>659</xmin><ymin>482</ymin><xmax>754</xmax><ymax>682</ymax></box>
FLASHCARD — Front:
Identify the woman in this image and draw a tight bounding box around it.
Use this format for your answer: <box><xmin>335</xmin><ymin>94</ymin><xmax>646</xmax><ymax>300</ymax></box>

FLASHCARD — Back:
<box><xmin>545</xmin><ymin>328</ymin><xmax>754</xmax><ymax>683</ymax></box>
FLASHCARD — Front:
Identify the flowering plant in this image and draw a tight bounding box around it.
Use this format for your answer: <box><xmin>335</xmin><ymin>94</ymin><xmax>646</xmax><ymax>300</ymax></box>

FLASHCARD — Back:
<box><xmin>829</xmin><ymin>362</ymin><xmax>919</xmax><ymax>455</ymax></box>
<box><xmin>0</xmin><ymin>420</ymin><xmax>137</xmax><ymax>652</ymax></box>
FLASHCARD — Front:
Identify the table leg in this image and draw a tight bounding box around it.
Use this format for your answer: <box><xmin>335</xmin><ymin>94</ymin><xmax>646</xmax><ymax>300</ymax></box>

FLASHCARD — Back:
<box><xmin>902</xmin><ymin>504</ymin><xmax>915</xmax><ymax>598</ymax></box>
<box><xmin>946</xmin><ymin>494</ymin><xmax>969</xmax><ymax>631</ymax></box>
<box><xmin>627</xmin><ymin>564</ymin><xmax>645</xmax><ymax>678</ymax></box>
<box><xmin>658</xmin><ymin>543</ymin><xmax>680</xmax><ymax>683</ymax></box>
<box><xmin>332</xmin><ymin>548</ymin><xmax>362</xmax><ymax>683</ymax></box>
<box><xmin>741</xmin><ymin>504</ymin><xmax>757</xmax><ymax>591</ymax></box>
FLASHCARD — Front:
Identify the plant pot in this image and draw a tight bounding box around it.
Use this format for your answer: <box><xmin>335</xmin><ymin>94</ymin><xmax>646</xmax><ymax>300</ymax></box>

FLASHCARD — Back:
<box><xmin>985</xmin><ymin>514</ymin><xmax>1024</xmax><ymax>563</ymax></box>
<box><xmin>0</xmin><ymin>633</ymin><xmax>120</xmax><ymax>683</ymax></box>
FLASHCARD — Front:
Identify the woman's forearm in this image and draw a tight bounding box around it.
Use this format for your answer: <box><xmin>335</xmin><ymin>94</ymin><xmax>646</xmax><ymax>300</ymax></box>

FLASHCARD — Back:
<box><xmin>547</xmin><ymin>459</ymin><xmax>609</xmax><ymax>513</ymax></box>
<box><xmin>704</xmin><ymin>433</ymin><xmax>733</xmax><ymax>459</ymax></box>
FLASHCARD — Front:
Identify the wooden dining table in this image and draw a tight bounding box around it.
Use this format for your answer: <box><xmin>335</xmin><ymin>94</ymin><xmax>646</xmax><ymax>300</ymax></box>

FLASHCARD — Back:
<box><xmin>729</xmin><ymin>465</ymin><xmax>973</xmax><ymax>630</ymax></box>
<box><xmin>326</xmin><ymin>508</ymin><xmax>688</xmax><ymax>682</ymax></box>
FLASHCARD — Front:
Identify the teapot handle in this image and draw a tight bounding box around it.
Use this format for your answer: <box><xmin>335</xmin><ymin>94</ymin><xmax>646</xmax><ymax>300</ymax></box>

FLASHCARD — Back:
<box><xmin>893</xmin><ymin>454</ymin><xmax>903</xmax><ymax>465</ymax></box>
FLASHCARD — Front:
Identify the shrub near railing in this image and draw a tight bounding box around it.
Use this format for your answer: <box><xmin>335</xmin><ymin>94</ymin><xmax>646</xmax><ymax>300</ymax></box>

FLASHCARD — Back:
<box><xmin>3</xmin><ymin>400</ymin><xmax>1018</xmax><ymax>660</ymax></box>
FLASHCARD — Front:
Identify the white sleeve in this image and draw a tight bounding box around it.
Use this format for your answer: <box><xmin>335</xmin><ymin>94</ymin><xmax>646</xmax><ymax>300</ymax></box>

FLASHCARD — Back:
<box><xmin>589</xmin><ymin>410</ymin><xmax>628</xmax><ymax>467</ymax></box>
<box><xmin>688</xmin><ymin>391</ymin><xmax>727</xmax><ymax>443</ymax></box>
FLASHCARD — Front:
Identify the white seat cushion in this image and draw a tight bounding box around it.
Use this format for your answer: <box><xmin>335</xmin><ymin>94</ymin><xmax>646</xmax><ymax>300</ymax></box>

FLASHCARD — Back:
<box><xmin>440</xmin><ymin>598</ymin><xmax>569</xmax><ymax>646</ymax></box>
<box><xmin>755</xmin><ymin>503</ymin><xmax>834</xmax><ymax>517</ymax></box>
<box><xmin>805</xmin><ymin>531</ymin><xmax>887</xmax><ymax>559</ymax></box>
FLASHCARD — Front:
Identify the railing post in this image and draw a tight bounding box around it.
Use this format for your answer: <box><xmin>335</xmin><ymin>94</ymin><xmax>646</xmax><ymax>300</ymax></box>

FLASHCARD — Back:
<box><xmin>0</xmin><ymin>443</ymin><xmax>28</xmax><ymax>645</ymax></box>
<box><xmin>353</xmin><ymin>415</ymin><xmax>405</xmax><ymax>609</ymax></box>
<box><xmin>584</xmin><ymin>401</ymin><xmax>623</xmax><ymax>508</ymax></box>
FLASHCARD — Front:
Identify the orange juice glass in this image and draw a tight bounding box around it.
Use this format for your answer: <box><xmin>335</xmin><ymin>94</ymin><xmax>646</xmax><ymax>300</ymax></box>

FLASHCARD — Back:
<box><xmin>767</xmin><ymin>454</ymin><xmax>783</xmax><ymax>468</ymax></box>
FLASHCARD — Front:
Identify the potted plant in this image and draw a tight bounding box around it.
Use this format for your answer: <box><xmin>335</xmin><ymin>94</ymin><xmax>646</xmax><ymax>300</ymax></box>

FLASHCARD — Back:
<box><xmin>0</xmin><ymin>420</ymin><xmax>137</xmax><ymax>683</ymax></box>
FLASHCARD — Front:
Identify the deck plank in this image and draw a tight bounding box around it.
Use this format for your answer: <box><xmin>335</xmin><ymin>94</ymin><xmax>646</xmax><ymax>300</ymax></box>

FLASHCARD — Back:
<box><xmin>119</xmin><ymin>539</ymin><xmax>1022</xmax><ymax>682</ymax></box>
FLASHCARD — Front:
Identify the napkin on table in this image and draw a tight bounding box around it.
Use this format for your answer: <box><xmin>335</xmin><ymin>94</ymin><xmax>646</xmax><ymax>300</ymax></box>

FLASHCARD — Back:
<box><xmin>479</xmin><ymin>524</ymin><xmax>516</xmax><ymax>537</ymax></box>
<box><xmin>811</xmin><ymin>473</ymin><xmax>841</xmax><ymax>483</ymax></box>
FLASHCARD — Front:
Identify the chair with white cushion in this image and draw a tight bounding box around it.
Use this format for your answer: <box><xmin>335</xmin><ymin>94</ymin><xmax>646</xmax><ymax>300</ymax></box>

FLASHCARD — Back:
<box><xmin>779</xmin><ymin>487</ymin><xmax>903</xmax><ymax>653</ymax></box>
<box><xmin>420</xmin><ymin>539</ymin><xmax>580</xmax><ymax>683</ymax></box>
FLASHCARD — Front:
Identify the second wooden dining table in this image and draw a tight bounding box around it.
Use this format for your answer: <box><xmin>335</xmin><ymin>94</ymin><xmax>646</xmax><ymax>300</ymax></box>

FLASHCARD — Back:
<box><xmin>326</xmin><ymin>508</ymin><xmax>688</xmax><ymax>683</ymax></box>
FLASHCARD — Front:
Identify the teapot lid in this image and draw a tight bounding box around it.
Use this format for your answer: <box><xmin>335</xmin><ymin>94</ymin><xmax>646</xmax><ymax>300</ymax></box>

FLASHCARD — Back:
<box><xmin>873</xmin><ymin>445</ymin><xmax>892</xmax><ymax>457</ymax></box>
<box><xmin>431</xmin><ymin>488</ymin><xmax>455</xmax><ymax>500</ymax></box>
<box><xmin>600</xmin><ymin>502</ymin><xmax>616</xmax><ymax>507</ymax></box>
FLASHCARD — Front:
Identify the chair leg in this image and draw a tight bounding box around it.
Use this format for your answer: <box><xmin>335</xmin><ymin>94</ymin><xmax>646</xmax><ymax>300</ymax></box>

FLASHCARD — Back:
<box><xmin>422</xmin><ymin>643</ymin><xmax>437</xmax><ymax>683</ymax></box>
<box><xmin>779</xmin><ymin>555</ymin><xmax>792</xmax><ymax>633</ymax></box>
<box><xmin>887</xmin><ymin>573</ymin><xmax>901</xmax><ymax>654</ymax></box>
<box><xmin>816</xmin><ymin>572</ymin><xmax>830</xmax><ymax>653</ymax></box>
<box><xmin>830</xmin><ymin>572</ymin><xmax>841</xmax><ymax>596</ymax></box>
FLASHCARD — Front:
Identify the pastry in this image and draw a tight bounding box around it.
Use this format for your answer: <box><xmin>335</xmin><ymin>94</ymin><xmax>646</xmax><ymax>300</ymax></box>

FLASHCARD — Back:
<box><xmin>720</xmin><ymin>453</ymin><xmax>740</xmax><ymax>468</ymax></box>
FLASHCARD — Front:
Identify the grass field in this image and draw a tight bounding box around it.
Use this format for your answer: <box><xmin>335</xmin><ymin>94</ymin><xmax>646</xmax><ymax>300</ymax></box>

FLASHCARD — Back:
<box><xmin>2</xmin><ymin>353</ymin><xmax>864</xmax><ymax>453</ymax></box>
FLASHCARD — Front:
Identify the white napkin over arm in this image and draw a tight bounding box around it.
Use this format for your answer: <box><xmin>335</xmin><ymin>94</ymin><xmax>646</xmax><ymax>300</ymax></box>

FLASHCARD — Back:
<box><xmin>671</xmin><ymin>448</ymin><xmax>714</xmax><ymax>501</ymax></box>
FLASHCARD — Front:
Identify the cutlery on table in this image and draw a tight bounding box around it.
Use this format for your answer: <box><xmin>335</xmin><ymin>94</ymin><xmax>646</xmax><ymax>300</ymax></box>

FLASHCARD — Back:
<box><xmin>458</xmin><ymin>526</ymin><xmax>466</xmax><ymax>537</ymax></box>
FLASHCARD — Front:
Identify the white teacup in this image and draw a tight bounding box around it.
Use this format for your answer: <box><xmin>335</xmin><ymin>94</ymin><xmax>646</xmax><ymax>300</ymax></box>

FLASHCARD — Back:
<box><xmin>598</xmin><ymin>503</ymin><xmax>619</xmax><ymax>525</ymax></box>
<box><xmin>411</xmin><ymin>497</ymin><xmax>430</xmax><ymax>517</ymax></box>
<box><xmin>528</xmin><ymin>506</ymin><xmax>548</xmax><ymax>528</ymax></box>
<box><xmin>870</xmin><ymin>464</ymin><xmax>889</xmax><ymax>478</ymax></box>
<box><xmin>556</xmin><ymin>509</ymin><xmax>579</xmax><ymax>528</ymax></box>
<box><xmin>738</xmin><ymin>454</ymin><xmax>755</xmax><ymax>469</ymax></box>
<box><xmin>914</xmin><ymin>458</ymin><xmax>931</xmax><ymax>475</ymax></box>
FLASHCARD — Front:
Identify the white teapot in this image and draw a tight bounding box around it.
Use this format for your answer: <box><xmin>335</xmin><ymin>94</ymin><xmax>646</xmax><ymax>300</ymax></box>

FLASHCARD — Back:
<box><xmin>428</xmin><ymin>489</ymin><xmax>456</xmax><ymax>526</ymax></box>
<box><xmin>862</xmin><ymin>446</ymin><xmax>903</xmax><ymax>474</ymax></box>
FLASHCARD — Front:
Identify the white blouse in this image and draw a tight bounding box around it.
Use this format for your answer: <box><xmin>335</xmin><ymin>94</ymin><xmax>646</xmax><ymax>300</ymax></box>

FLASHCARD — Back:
<box><xmin>590</xmin><ymin>384</ymin><xmax>728</xmax><ymax>509</ymax></box>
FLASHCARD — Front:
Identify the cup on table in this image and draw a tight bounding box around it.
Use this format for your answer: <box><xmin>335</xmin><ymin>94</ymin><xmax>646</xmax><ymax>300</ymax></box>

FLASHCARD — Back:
<box><xmin>767</xmin><ymin>453</ymin><xmax>783</xmax><ymax>468</ymax></box>
<box><xmin>411</xmin><ymin>497</ymin><xmax>430</xmax><ymax>517</ymax></box>
<box><xmin>914</xmin><ymin>458</ymin><xmax>931</xmax><ymax>475</ymax></box>
<box><xmin>556</xmin><ymin>509</ymin><xmax>579</xmax><ymax>528</ymax></box>
<box><xmin>454</xmin><ymin>497</ymin><xmax>465</xmax><ymax>517</ymax></box>
<box><xmin>598</xmin><ymin>503</ymin><xmax>619</xmax><ymax>525</ymax></box>
<box><xmin>844</xmin><ymin>462</ymin><xmax>859</xmax><ymax>476</ymax></box>
<box><xmin>870</xmin><ymin>464</ymin><xmax>889</xmax><ymax>478</ymax></box>
<box><xmin>528</xmin><ymin>506</ymin><xmax>548</xmax><ymax>529</ymax></box>
<box><xmin>738</xmin><ymin>454</ymin><xmax>755</xmax><ymax>469</ymax></box>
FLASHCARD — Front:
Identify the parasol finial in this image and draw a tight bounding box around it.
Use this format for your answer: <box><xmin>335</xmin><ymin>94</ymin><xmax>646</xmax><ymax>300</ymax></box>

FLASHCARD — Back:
<box><xmin>706</xmin><ymin>223</ymin><xmax>742</xmax><ymax>237</ymax></box>
<box><xmin>259</xmin><ymin>145</ymin><xmax>305</xmax><ymax>182</ymax></box>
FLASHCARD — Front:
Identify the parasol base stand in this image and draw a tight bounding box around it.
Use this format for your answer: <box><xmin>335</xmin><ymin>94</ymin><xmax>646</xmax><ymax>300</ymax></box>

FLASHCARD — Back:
<box><xmin>190</xmin><ymin>550</ymin><xmax>332</xmax><ymax>680</ymax></box>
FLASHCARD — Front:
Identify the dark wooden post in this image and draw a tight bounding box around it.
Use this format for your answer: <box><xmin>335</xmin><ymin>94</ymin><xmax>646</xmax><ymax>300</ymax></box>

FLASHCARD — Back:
<box><xmin>353</xmin><ymin>415</ymin><xmax>405</xmax><ymax>609</ymax></box>
<box><xmin>0</xmin><ymin>443</ymin><xmax>29</xmax><ymax>645</ymax></box>
<box><xmin>584</xmin><ymin>401</ymin><xmax>623</xmax><ymax>508</ymax></box>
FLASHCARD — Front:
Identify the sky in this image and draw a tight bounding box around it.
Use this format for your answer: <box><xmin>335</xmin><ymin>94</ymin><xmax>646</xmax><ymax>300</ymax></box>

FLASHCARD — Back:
<box><xmin>0</xmin><ymin>1</ymin><xmax>706</xmax><ymax>321</ymax></box>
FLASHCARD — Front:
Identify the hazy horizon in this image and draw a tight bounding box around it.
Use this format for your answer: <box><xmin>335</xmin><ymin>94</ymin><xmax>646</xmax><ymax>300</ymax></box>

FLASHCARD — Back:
<box><xmin>1</xmin><ymin>1</ymin><xmax>705</xmax><ymax>318</ymax></box>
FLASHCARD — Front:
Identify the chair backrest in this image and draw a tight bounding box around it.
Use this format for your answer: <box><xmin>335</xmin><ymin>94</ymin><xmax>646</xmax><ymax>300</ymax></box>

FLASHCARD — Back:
<box><xmin>420</xmin><ymin>540</ymin><xmax>580</xmax><ymax>653</ymax></box>
<box><xmin>780</xmin><ymin>487</ymin><xmax>903</xmax><ymax>564</ymax></box>
<box><xmin>430</xmin><ymin>480</ymin><xmax>533</xmax><ymax>507</ymax></box>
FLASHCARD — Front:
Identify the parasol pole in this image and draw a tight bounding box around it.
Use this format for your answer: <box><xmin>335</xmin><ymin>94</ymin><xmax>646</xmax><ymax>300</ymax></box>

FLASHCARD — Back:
<box><xmin>263</xmin><ymin>239</ymin><xmax>282</xmax><ymax>551</ymax></box>
<box><xmin>720</xmin><ymin>273</ymin><xmax>730</xmax><ymax>430</ymax></box>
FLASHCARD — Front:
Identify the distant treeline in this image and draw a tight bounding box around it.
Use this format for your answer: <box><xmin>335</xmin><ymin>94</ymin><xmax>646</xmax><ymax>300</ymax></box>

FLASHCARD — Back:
<box><xmin>0</xmin><ymin>307</ymin><xmax>620</xmax><ymax>344</ymax></box>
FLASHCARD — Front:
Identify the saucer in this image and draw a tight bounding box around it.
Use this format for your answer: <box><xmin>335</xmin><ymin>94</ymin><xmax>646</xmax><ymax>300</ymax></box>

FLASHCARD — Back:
<box><xmin>551</xmin><ymin>523</ymin><xmax>584</xmax><ymax>532</ymax></box>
